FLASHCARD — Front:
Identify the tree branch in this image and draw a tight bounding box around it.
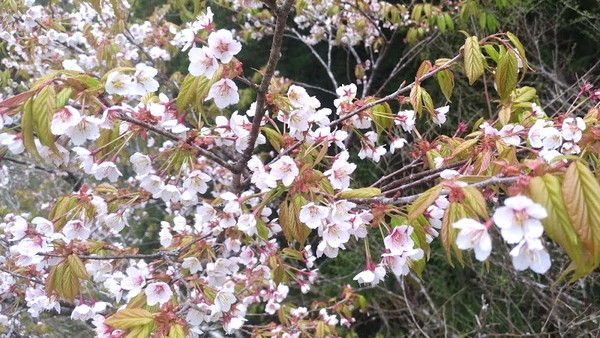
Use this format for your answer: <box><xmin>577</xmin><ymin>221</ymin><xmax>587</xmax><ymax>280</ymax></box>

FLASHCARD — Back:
<box><xmin>350</xmin><ymin>176</ymin><xmax>520</xmax><ymax>206</ymax></box>
<box><xmin>117</xmin><ymin>113</ymin><xmax>237</xmax><ymax>173</ymax></box>
<box><xmin>232</xmin><ymin>0</ymin><xmax>296</xmax><ymax>188</ymax></box>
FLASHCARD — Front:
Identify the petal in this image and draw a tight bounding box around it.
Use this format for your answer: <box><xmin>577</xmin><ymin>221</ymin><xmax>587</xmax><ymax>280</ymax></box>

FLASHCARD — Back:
<box><xmin>526</xmin><ymin>203</ymin><xmax>548</xmax><ymax>219</ymax></box>
<box><xmin>523</xmin><ymin>219</ymin><xmax>544</xmax><ymax>238</ymax></box>
<box><xmin>493</xmin><ymin>207</ymin><xmax>516</xmax><ymax>228</ymax></box>
<box><xmin>530</xmin><ymin>248</ymin><xmax>551</xmax><ymax>274</ymax></box>
<box><xmin>501</xmin><ymin>225</ymin><xmax>524</xmax><ymax>244</ymax></box>
<box><xmin>455</xmin><ymin>230</ymin><xmax>475</xmax><ymax>250</ymax></box>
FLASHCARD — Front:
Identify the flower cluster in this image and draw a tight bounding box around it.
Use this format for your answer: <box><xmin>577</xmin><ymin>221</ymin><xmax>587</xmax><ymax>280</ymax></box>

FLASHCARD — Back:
<box><xmin>453</xmin><ymin>195</ymin><xmax>551</xmax><ymax>274</ymax></box>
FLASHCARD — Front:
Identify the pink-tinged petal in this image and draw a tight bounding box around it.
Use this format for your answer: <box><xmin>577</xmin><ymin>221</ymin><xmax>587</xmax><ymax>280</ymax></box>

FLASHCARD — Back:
<box><xmin>501</xmin><ymin>225</ymin><xmax>524</xmax><ymax>244</ymax></box>
<box><xmin>530</xmin><ymin>248</ymin><xmax>551</xmax><ymax>274</ymax></box>
<box><xmin>525</xmin><ymin>203</ymin><xmax>548</xmax><ymax>219</ymax></box>
<box><xmin>474</xmin><ymin>233</ymin><xmax>492</xmax><ymax>261</ymax></box>
<box><xmin>504</xmin><ymin>195</ymin><xmax>533</xmax><ymax>210</ymax></box>
<box><xmin>523</xmin><ymin>219</ymin><xmax>544</xmax><ymax>238</ymax></box>
<box><xmin>492</xmin><ymin>207</ymin><xmax>515</xmax><ymax>228</ymax></box>
<box><xmin>455</xmin><ymin>231</ymin><xmax>475</xmax><ymax>250</ymax></box>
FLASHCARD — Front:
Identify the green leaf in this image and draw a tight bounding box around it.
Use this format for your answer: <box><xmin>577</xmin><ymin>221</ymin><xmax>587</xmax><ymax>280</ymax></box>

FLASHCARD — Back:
<box><xmin>462</xmin><ymin>185</ymin><xmax>488</xmax><ymax>219</ymax></box>
<box><xmin>33</xmin><ymin>85</ymin><xmax>58</xmax><ymax>154</ymax></box>
<box><xmin>339</xmin><ymin>187</ymin><xmax>381</xmax><ymax>199</ymax></box>
<box><xmin>529</xmin><ymin>175</ymin><xmax>587</xmax><ymax>279</ymax></box>
<box><xmin>506</xmin><ymin>31</ymin><xmax>528</xmax><ymax>78</ymax></box>
<box><xmin>410</xmin><ymin>85</ymin><xmax>423</xmax><ymax>114</ymax></box>
<box><xmin>56</xmin><ymin>87</ymin><xmax>73</xmax><ymax>108</ymax></box>
<box><xmin>408</xmin><ymin>185</ymin><xmax>442</xmax><ymax>221</ymax></box>
<box><xmin>105</xmin><ymin>308</ymin><xmax>154</xmax><ymax>330</ymax></box>
<box><xmin>437</xmin><ymin>69</ymin><xmax>454</xmax><ymax>102</ymax></box>
<box><xmin>451</xmin><ymin>138</ymin><xmax>479</xmax><ymax>158</ymax></box>
<box><xmin>495</xmin><ymin>50</ymin><xmax>518</xmax><ymax>102</ymax></box>
<box><xmin>441</xmin><ymin>202</ymin><xmax>466</xmax><ymax>266</ymax></box>
<box><xmin>176</xmin><ymin>74</ymin><xmax>199</xmax><ymax>111</ymax></box>
<box><xmin>370</xmin><ymin>102</ymin><xmax>394</xmax><ymax>135</ymax></box>
<box><xmin>21</xmin><ymin>98</ymin><xmax>41</xmax><ymax>159</ymax></box>
<box><xmin>562</xmin><ymin>162</ymin><xmax>600</xmax><ymax>270</ymax></box>
<box><xmin>279</xmin><ymin>197</ymin><xmax>311</xmax><ymax>246</ymax></box>
<box><xmin>463</xmin><ymin>36</ymin><xmax>485</xmax><ymax>85</ymax></box>
<box><xmin>67</xmin><ymin>254</ymin><xmax>89</xmax><ymax>280</ymax></box>
<box><xmin>262</xmin><ymin>127</ymin><xmax>283</xmax><ymax>151</ymax></box>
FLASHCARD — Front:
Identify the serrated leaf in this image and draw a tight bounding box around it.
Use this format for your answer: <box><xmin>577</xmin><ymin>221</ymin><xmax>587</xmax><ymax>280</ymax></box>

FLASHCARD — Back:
<box><xmin>21</xmin><ymin>98</ymin><xmax>41</xmax><ymax>159</ymax></box>
<box><xmin>513</xmin><ymin>86</ymin><xmax>536</xmax><ymax>103</ymax></box>
<box><xmin>506</xmin><ymin>31</ymin><xmax>528</xmax><ymax>78</ymax></box>
<box><xmin>482</xmin><ymin>45</ymin><xmax>499</xmax><ymax>63</ymax></box>
<box><xmin>461</xmin><ymin>185</ymin><xmax>488</xmax><ymax>218</ymax></box>
<box><xmin>562</xmin><ymin>162</ymin><xmax>600</xmax><ymax>269</ymax></box>
<box><xmin>495</xmin><ymin>50</ymin><xmax>518</xmax><ymax>102</ymax></box>
<box><xmin>437</xmin><ymin>69</ymin><xmax>454</xmax><ymax>102</ymax></box>
<box><xmin>441</xmin><ymin>202</ymin><xmax>466</xmax><ymax>266</ymax></box>
<box><xmin>463</xmin><ymin>36</ymin><xmax>485</xmax><ymax>85</ymax></box>
<box><xmin>176</xmin><ymin>74</ymin><xmax>198</xmax><ymax>111</ymax></box>
<box><xmin>33</xmin><ymin>85</ymin><xmax>59</xmax><ymax>154</ymax></box>
<box><xmin>339</xmin><ymin>187</ymin><xmax>381</xmax><ymax>199</ymax></box>
<box><xmin>67</xmin><ymin>254</ymin><xmax>89</xmax><ymax>280</ymax></box>
<box><xmin>56</xmin><ymin>87</ymin><xmax>73</xmax><ymax>108</ymax></box>
<box><xmin>408</xmin><ymin>185</ymin><xmax>442</xmax><ymax>221</ymax></box>
<box><xmin>370</xmin><ymin>102</ymin><xmax>394</xmax><ymax>135</ymax></box>
<box><xmin>529</xmin><ymin>175</ymin><xmax>587</xmax><ymax>279</ymax></box>
<box><xmin>166</xmin><ymin>324</ymin><xmax>186</xmax><ymax>338</ymax></box>
<box><xmin>451</xmin><ymin>138</ymin><xmax>478</xmax><ymax>158</ymax></box>
<box><xmin>410</xmin><ymin>85</ymin><xmax>422</xmax><ymax>114</ymax></box>
<box><xmin>279</xmin><ymin>197</ymin><xmax>311</xmax><ymax>246</ymax></box>
<box><xmin>105</xmin><ymin>308</ymin><xmax>154</xmax><ymax>330</ymax></box>
<box><xmin>262</xmin><ymin>127</ymin><xmax>283</xmax><ymax>151</ymax></box>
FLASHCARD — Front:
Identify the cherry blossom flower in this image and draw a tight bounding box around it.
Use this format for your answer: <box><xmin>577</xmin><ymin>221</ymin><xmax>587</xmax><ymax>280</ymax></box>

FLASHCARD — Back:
<box><xmin>182</xmin><ymin>257</ymin><xmax>203</xmax><ymax>273</ymax></box>
<box><xmin>65</xmin><ymin>116</ymin><xmax>102</xmax><ymax>145</ymax></box>
<box><xmin>353</xmin><ymin>262</ymin><xmax>386</xmax><ymax>286</ymax></box>
<box><xmin>299</xmin><ymin>203</ymin><xmax>329</xmax><ymax>229</ymax></box>
<box><xmin>499</xmin><ymin>124</ymin><xmax>524</xmax><ymax>146</ymax></box>
<box><xmin>129</xmin><ymin>152</ymin><xmax>152</xmax><ymax>176</ymax></box>
<box><xmin>145</xmin><ymin>282</ymin><xmax>173</xmax><ymax>306</ymax></box>
<box><xmin>324</xmin><ymin>151</ymin><xmax>356</xmax><ymax>190</ymax></box>
<box><xmin>561</xmin><ymin>117</ymin><xmax>585</xmax><ymax>142</ymax></box>
<box><xmin>51</xmin><ymin>106</ymin><xmax>81</xmax><ymax>135</ymax></box>
<box><xmin>269</xmin><ymin>156</ymin><xmax>299</xmax><ymax>186</ymax></box>
<box><xmin>214</xmin><ymin>290</ymin><xmax>237</xmax><ymax>312</ymax></box>
<box><xmin>493</xmin><ymin>195</ymin><xmax>547</xmax><ymax>244</ymax></box>
<box><xmin>0</xmin><ymin>133</ymin><xmax>24</xmax><ymax>154</ymax></box>
<box><xmin>432</xmin><ymin>105</ymin><xmax>449</xmax><ymax>125</ymax></box>
<box><xmin>237</xmin><ymin>213</ymin><xmax>257</xmax><ymax>235</ymax></box>
<box><xmin>183</xmin><ymin>170</ymin><xmax>212</xmax><ymax>194</ymax></box>
<box><xmin>161</xmin><ymin>184</ymin><xmax>182</xmax><ymax>203</ymax></box>
<box><xmin>130</xmin><ymin>64</ymin><xmax>159</xmax><ymax>96</ymax></box>
<box><xmin>383</xmin><ymin>225</ymin><xmax>415</xmax><ymax>254</ymax></box>
<box><xmin>93</xmin><ymin>161</ymin><xmax>122</xmax><ymax>182</ymax></box>
<box><xmin>510</xmin><ymin>237</ymin><xmax>551</xmax><ymax>274</ymax></box>
<box><xmin>105</xmin><ymin>72</ymin><xmax>132</xmax><ymax>96</ymax></box>
<box><xmin>188</xmin><ymin>46</ymin><xmax>219</xmax><ymax>78</ymax></box>
<box><xmin>206</xmin><ymin>79</ymin><xmax>239</xmax><ymax>108</ymax></box>
<box><xmin>62</xmin><ymin>220</ymin><xmax>91</xmax><ymax>240</ymax></box>
<box><xmin>207</xmin><ymin>29</ymin><xmax>242</xmax><ymax>63</ymax></box>
<box><xmin>103</xmin><ymin>212</ymin><xmax>129</xmax><ymax>232</ymax></box>
<box><xmin>389</xmin><ymin>137</ymin><xmax>407</xmax><ymax>154</ymax></box>
<box><xmin>381</xmin><ymin>247</ymin><xmax>424</xmax><ymax>277</ymax></box>
<box><xmin>453</xmin><ymin>218</ymin><xmax>492</xmax><ymax>261</ymax></box>
<box><xmin>396</xmin><ymin>109</ymin><xmax>416</xmax><ymax>132</ymax></box>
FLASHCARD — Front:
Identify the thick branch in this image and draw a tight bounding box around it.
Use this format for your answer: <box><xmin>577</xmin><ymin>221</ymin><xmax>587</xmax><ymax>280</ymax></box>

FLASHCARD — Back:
<box><xmin>232</xmin><ymin>0</ymin><xmax>296</xmax><ymax>183</ymax></box>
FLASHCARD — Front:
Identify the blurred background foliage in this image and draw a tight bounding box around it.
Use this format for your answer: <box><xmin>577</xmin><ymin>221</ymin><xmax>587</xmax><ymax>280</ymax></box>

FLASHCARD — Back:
<box><xmin>2</xmin><ymin>0</ymin><xmax>600</xmax><ymax>336</ymax></box>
